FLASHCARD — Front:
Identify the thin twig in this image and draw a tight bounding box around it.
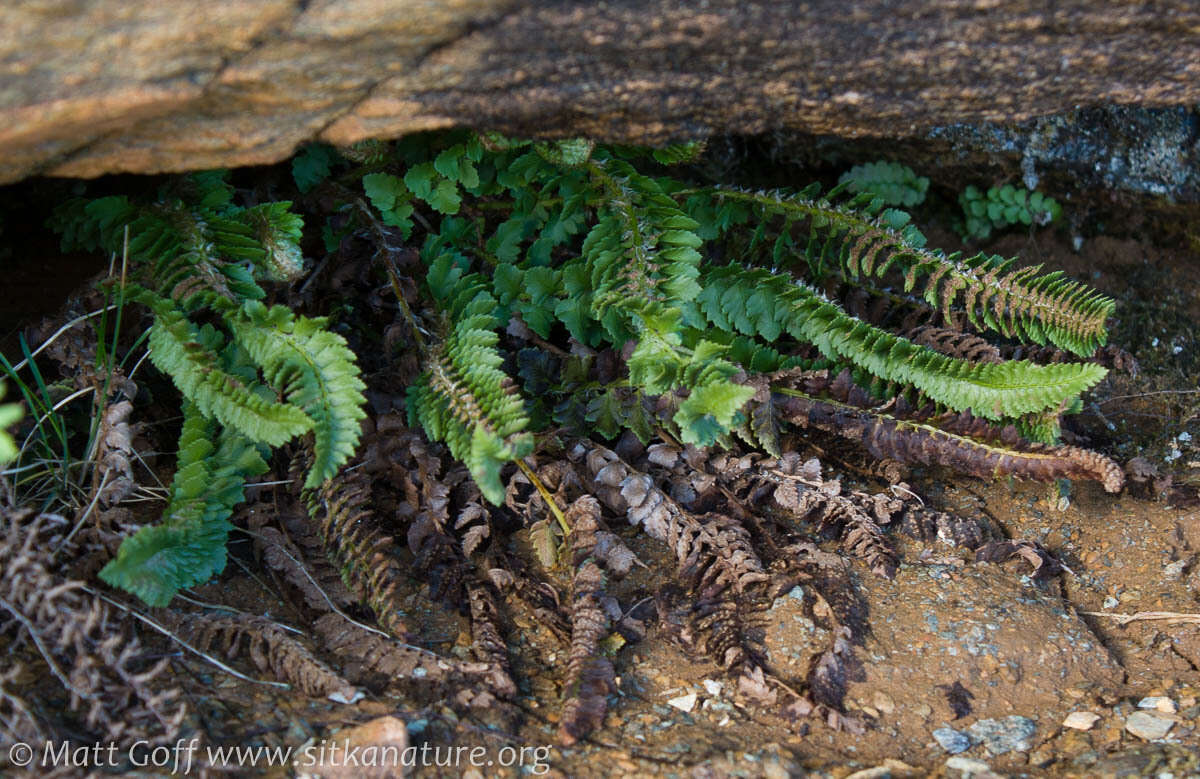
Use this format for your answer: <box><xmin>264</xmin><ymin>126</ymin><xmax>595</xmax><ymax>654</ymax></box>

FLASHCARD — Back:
<box><xmin>1096</xmin><ymin>389</ymin><xmax>1200</xmax><ymax>406</ymax></box>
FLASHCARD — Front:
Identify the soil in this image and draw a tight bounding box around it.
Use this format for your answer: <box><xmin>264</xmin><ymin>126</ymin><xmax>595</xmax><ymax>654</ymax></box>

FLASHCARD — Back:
<box><xmin>3</xmin><ymin>161</ymin><xmax>1200</xmax><ymax>778</ymax></box>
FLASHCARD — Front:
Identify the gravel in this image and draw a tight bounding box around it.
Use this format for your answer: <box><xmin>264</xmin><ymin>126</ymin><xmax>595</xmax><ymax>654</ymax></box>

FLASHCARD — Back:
<box><xmin>966</xmin><ymin>716</ymin><xmax>1037</xmax><ymax>755</ymax></box>
<box><xmin>933</xmin><ymin>726</ymin><xmax>972</xmax><ymax>754</ymax></box>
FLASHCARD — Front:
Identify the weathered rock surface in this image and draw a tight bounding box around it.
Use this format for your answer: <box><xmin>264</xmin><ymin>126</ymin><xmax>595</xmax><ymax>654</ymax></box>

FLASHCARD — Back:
<box><xmin>4</xmin><ymin>1</ymin><xmax>1200</xmax><ymax>184</ymax></box>
<box><xmin>758</xmin><ymin>105</ymin><xmax>1200</xmax><ymax>205</ymax></box>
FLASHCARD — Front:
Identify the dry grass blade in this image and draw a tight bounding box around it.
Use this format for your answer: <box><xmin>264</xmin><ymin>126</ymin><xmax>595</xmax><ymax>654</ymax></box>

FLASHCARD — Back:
<box><xmin>1083</xmin><ymin>611</ymin><xmax>1200</xmax><ymax>626</ymax></box>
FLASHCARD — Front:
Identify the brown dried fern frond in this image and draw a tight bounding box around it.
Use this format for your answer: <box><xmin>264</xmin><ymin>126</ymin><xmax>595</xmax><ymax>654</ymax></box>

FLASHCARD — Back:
<box><xmin>0</xmin><ymin>508</ymin><xmax>185</xmax><ymax>748</ymax></box>
<box><xmin>571</xmin><ymin>441</ymin><xmax>769</xmax><ymax>597</ymax></box>
<box><xmin>558</xmin><ymin>496</ymin><xmax>616</xmax><ymax>745</ymax></box>
<box><xmin>466</xmin><ymin>582</ymin><xmax>517</xmax><ymax>699</ymax></box>
<box><xmin>250</xmin><ymin>516</ymin><xmax>356</xmax><ymax>612</ymax></box>
<box><xmin>650</xmin><ymin>445</ymin><xmax>904</xmax><ymax>579</ymax></box>
<box><xmin>0</xmin><ymin>665</ymin><xmax>45</xmax><ymax>746</ymax></box>
<box><xmin>294</xmin><ymin>450</ymin><xmax>412</xmax><ymax>640</ymax></box>
<box><xmin>904</xmin><ymin>324</ymin><xmax>1002</xmax><ymax>364</ymax></box>
<box><xmin>773</xmin><ymin>369</ymin><xmax>1124</xmax><ymax>492</ymax></box>
<box><xmin>312</xmin><ymin>613</ymin><xmax>505</xmax><ymax>690</ymax></box>
<box><xmin>761</xmin><ymin>454</ymin><xmax>900</xmax><ymax>579</ymax></box>
<box><xmin>180</xmin><ymin>612</ymin><xmax>360</xmax><ymax>703</ymax></box>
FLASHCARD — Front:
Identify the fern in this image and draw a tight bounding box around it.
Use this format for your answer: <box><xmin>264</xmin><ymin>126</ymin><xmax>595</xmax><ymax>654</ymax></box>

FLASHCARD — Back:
<box><xmin>694</xmin><ymin>186</ymin><xmax>1112</xmax><ymax>357</ymax></box>
<box><xmin>408</xmin><ymin>258</ymin><xmax>533</xmax><ymax>503</ymax></box>
<box><xmin>99</xmin><ymin>402</ymin><xmax>267</xmax><ymax>606</ymax></box>
<box><xmin>582</xmin><ymin>156</ymin><xmax>703</xmax><ymax>340</ymax></box>
<box><xmin>838</xmin><ymin>161</ymin><xmax>929</xmax><ymax>207</ymax></box>
<box><xmin>0</xmin><ymin>381</ymin><xmax>20</xmax><ymax>466</ymax></box>
<box><xmin>51</xmin><ymin>173</ymin><xmax>368</xmax><ymax>604</ymax></box>
<box><xmin>697</xmin><ymin>263</ymin><xmax>1107</xmax><ymax>420</ymax></box>
<box><xmin>140</xmin><ymin>293</ymin><xmax>314</xmax><ymax>445</ymax></box>
<box><xmin>232</xmin><ymin>302</ymin><xmax>367</xmax><ymax>488</ymax></box>
<box><xmin>361</xmin><ymin>132</ymin><xmax>1120</xmax><ymax>497</ymax></box>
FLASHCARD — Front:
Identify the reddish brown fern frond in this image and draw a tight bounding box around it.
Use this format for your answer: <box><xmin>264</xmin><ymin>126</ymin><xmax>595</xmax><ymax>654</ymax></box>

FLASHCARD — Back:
<box><xmin>772</xmin><ymin>371</ymin><xmax>1124</xmax><ymax>492</ymax></box>
<box><xmin>571</xmin><ymin>441</ymin><xmax>769</xmax><ymax>596</ymax></box>
<box><xmin>558</xmin><ymin>496</ymin><xmax>617</xmax><ymax>745</ymax></box>
<box><xmin>312</xmin><ymin>613</ymin><xmax>506</xmax><ymax>691</ymax></box>
<box><xmin>294</xmin><ymin>451</ymin><xmax>412</xmax><ymax>640</ymax></box>
<box><xmin>904</xmin><ymin>324</ymin><xmax>1002</xmax><ymax>364</ymax></box>
<box><xmin>0</xmin><ymin>509</ymin><xmax>186</xmax><ymax>747</ymax></box>
<box><xmin>466</xmin><ymin>583</ymin><xmax>517</xmax><ymax>699</ymax></box>
<box><xmin>182</xmin><ymin>612</ymin><xmax>360</xmax><ymax>702</ymax></box>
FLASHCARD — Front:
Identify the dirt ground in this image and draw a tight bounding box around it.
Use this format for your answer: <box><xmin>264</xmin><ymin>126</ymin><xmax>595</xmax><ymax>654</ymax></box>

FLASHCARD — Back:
<box><xmin>3</xmin><ymin>169</ymin><xmax>1200</xmax><ymax>778</ymax></box>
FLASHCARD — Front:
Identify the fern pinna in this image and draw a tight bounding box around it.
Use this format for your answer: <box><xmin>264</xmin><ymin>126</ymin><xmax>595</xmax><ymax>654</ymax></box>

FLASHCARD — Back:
<box><xmin>378</xmin><ymin>133</ymin><xmax>1121</xmax><ymax>504</ymax></box>
<box><xmin>51</xmin><ymin>173</ymin><xmax>366</xmax><ymax>606</ymax></box>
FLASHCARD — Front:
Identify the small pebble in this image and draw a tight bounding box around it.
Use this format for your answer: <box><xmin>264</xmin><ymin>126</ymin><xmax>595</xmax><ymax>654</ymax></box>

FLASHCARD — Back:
<box><xmin>703</xmin><ymin>679</ymin><xmax>723</xmax><ymax>697</ymax></box>
<box><xmin>1125</xmin><ymin>711</ymin><xmax>1174</xmax><ymax>740</ymax></box>
<box><xmin>844</xmin><ymin>767</ymin><xmax>892</xmax><ymax>779</ymax></box>
<box><xmin>967</xmin><ymin>716</ymin><xmax>1037</xmax><ymax>755</ymax></box>
<box><xmin>933</xmin><ymin>726</ymin><xmax>971</xmax><ymax>754</ymax></box>
<box><xmin>667</xmin><ymin>692</ymin><xmax>697</xmax><ymax>713</ymax></box>
<box><xmin>945</xmin><ymin>756</ymin><xmax>999</xmax><ymax>778</ymax></box>
<box><xmin>873</xmin><ymin>691</ymin><xmax>896</xmax><ymax>715</ymax></box>
<box><xmin>1137</xmin><ymin>696</ymin><xmax>1177</xmax><ymax>714</ymax></box>
<box><xmin>1063</xmin><ymin>711</ymin><xmax>1100</xmax><ymax>730</ymax></box>
<box><xmin>1163</xmin><ymin>561</ymin><xmax>1187</xmax><ymax>580</ymax></box>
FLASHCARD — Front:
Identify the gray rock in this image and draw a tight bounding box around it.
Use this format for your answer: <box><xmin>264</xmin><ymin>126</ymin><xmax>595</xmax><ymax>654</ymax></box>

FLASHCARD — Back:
<box><xmin>966</xmin><ymin>716</ymin><xmax>1037</xmax><ymax>755</ymax></box>
<box><xmin>933</xmin><ymin>726</ymin><xmax>972</xmax><ymax>754</ymax></box>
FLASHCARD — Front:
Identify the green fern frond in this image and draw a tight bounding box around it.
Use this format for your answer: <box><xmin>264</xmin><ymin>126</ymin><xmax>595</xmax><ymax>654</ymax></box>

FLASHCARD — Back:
<box><xmin>99</xmin><ymin>402</ymin><xmax>267</xmax><ymax>606</ymax></box>
<box><xmin>583</xmin><ymin>157</ymin><xmax>703</xmax><ymax>342</ymax></box>
<box><xmin>697</xmin><ymin>187</ymin><xmax>1113</xmax><ymax>357</ymax></box>
<box><xmin>235</xmin><ymin>202</ymin><xmax>306</xmax><ymax>282</ymax></box>
<box><xmin>838</xmin><ymin>161</ymin><xmax>929</xmax><ymax>207</ymax></box>
<box><xmin>535</xmin><ymin>138</ymin><xmax>596</xmax><ymax>168</ymax></box>
<box><xmin>651</xmin><ymin>141</ymin><xmax>707</xmax><ymax>166</ymax></box>
<box><xmin>233</xmin><ymin>302</ymin><xmax>367</xmax><ymax>488</ymax></box>
<box><xmin>0</xmin><ymin>381</ymin><xmax>21</xmax><ymax>466</ymax></box>
<box><xmin>141</xmin><ymin>293</ymin><xmax>313</xmax><ymax>445</ymax></box>
<box><xmin>51</xmin><ymin>175</ymin><xmax>367</xmax><ymax>604</ymax></box>
<box><xmin>698</xmin><ymin>263</ymin><xmax>1107</xmax><ymax>420</ymax></box>
<box><xmin>409</xmin><ymin>268</ymin><xmax>533</xmax><ymax>503</ymax></box>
